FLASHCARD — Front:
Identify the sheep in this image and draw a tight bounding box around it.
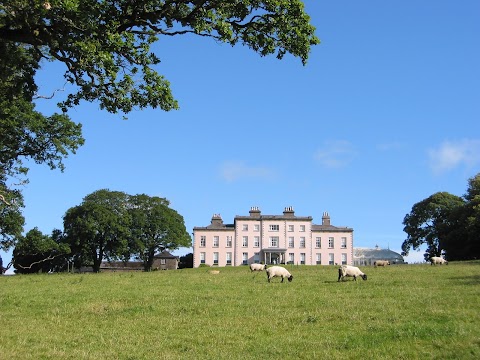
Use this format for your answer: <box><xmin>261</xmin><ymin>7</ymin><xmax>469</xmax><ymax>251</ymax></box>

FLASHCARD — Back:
<box><xmin>374</xmin><ymin>260</ymin><xmax>390</xmax><ymax>267</ymax></box>
<box><xmin>266</xmin><ymin>266</ymin><xmax>293</xmax><ymax>283</ymax></box>
<box><xmin>338</xmin><ymin>265</ymin><xmax>367</xmax><ymax>282</ymax></box>
<box><xmin>430</xmin><ymin>256</ymin><xmax>448</xmax><ymax>265</ymax></box>
<box><xmin>249</xmin><ymin>263</ymin><xmax>267</xmax><ymax>272</ymax></box>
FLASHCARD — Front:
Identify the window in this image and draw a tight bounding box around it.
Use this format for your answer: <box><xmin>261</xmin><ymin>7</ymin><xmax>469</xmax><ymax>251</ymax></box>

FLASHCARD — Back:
<box><xmin>315</xmin><ymin>237</ymin><xmax>321</xmax><ymax>248</ymax></box>
<box><xmin>200</xmin><ymin>236</ymin><xmax>206</xmax><ymax>247</ymax></box>
<box><xmin>288</xmin><ymin>225</ymin><xmax>294</xmax><ymax>232</ymax></box>
<box><xmin>242</xmin><ymin>224</ymin><xmax>248</xmax><ymax>231</ymax></box>
<box><xmin>300</xmin><ymin>253</ymin><xmax>306</xmax><ymax>265</ymax></box>
<box><xmin>329</xmin><ymin>253</ymin><xmax>334</xmax><ymax>265</ymax></box>
<box><xmin>316</xmin><ymin>253</ymin><xmax>321</xmax><ymax>265</ymax></box>
<box><xmin>226</xmin><ymin>252</ymin><xmax>232</xmax><ymax>265</ymax></box>
<box><xmin>269</xmin><ymin>224</ymin><xmax>279</xmax><ymax>232</ymax></box>
<box><xmin>213</xmin><ymin>236</ymin><xmax>219</xmax><ymax>247</ymax></box>
<box><xmin>288</xmin><ymin>237</ymin><xmax>294</xmax><ymax>248</ymax></box>
<box><xmin>226</xmin><ymin>236</ymin><xmax>232</xmax><ymax>248</ymax></box>
<box><xmin>300</xmin><ymin>237</ymin><xmax>306</xmax><ymax>248</ymax></box>
<box><xmin>341</xmin><ymin>253</ymin><xmax>347</xmax><ymax>265</ymax></box>
<box><xmin>341</xmin><ymin>237</ymin><xmax>347</xmax><ymax>249</ymax></box>
<box><xmin>254</xmin><ymin>224</ymin><xmax>260</xmax><ymax>232</ymax></box>
<box><xmin>328</xmin><ymin>237</ymin><xmax>334</xmax><ymax>248</ymax></box>
<box><xmin>200</xmin><ymin>252</ymin><xmax>206</xmax><ymax>264</ymax></box>
<box><xmin>269</xmin><ymin>236</ymin><xmax>279</xmax><ymax>248</ymax></box>
<box><xmin>288</xmin><ymin>253</ymin><xmax>295</xmax><ymax>264</ymax></box>
<box><xmin>242</xmin><ymin>236</ymin><xmax>248</xmax><ymax>247</ymax></box>
<box><xmin>160</xmin><ymin>259</ymin><xmax>166</xmax><ymax>265</ymax></box>
<box><xmin>254</xmin><ymin>252</ymin><xmax>260</xmax><ymax>263</ymax></box>
<box><xmin>300</xmin><ymin>225</ymin><xmax>305</xmax><ymax>232</ymax></box>
<box><xmin>242</xmin><ymin>252</ymin><xmax>248</xmax><ymax>265</ymax></box>
<box><xmin>254</xmin><ymin>236</ymin><xmax>260</xmax><ymax>247</ymax></box>
<box><xmin>213</xmin><ymin>252</ymin><xmax>219</xmax><ymax>265</ymax></box>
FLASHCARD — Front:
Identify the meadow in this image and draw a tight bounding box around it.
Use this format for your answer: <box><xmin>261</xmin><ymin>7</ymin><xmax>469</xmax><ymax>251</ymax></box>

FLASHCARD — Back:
<box><xmin>0</xmin><ymin>262</ymin><xmax>479</xmax><ymax>359</ymax></box>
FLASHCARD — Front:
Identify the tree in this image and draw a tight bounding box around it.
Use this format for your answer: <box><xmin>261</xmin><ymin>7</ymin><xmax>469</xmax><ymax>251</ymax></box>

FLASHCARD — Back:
<box><xmin>178</xmin><ymin>253</ymin><xmax>193</xmax><ymax>269</ymax></box>
<box><xmin>0</xmin><ymin>184</ymin><xmax>24</xmax><ymax>250</ymax></box>
<box><xmin>12</xmin><ymin>227</ymin><xmax>70</xmax><ymax>273</ymax></box>
<box><xmin>128</xmin><ymin>194</ymin><xmax>191</xmax><ymax>271</ymax></box>
<box><xmin>63</xmin><ymin>189</ymin><xmax>131</xmax><ymax>272</ymax></box>
<box><xmin>0</xmin><ymin>37</ymin><xmax>84</xmax><ymax>238</ymax></box>
<box><xmin>401</xmin><ymin>192</ymin><xmax>465</xmax><ymax>260</ymax></box>
<box><xmin>0</xmin><ymin>1</ymin><xmax>319</xmax><ymax>114</ymax></box>
<box><xmin>459</xmin><ymin>174</ymin><xmax>480</xmax><ymax>259</ymax></box>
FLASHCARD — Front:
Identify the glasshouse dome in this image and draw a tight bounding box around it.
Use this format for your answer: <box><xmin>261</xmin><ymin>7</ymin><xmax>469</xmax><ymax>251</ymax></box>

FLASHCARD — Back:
<box><xmin>353</xmin><ymin>245</ymin><xmax>405</xmax><ymax>266</ymax></box>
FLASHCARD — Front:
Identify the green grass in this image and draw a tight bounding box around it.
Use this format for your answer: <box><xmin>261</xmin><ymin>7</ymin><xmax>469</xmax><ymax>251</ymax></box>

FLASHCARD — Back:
<box><xmin>1</xmin><ymin>262</ymin><xmax>479</xmax><ymax>359</ymax></box>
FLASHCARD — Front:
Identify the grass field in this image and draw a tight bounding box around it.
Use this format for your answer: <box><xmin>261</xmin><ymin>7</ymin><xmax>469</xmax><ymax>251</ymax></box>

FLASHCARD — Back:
<box><xmin>1</xmin><ymin>262</ymin><xmax>479</xmax><ymax>359</ymax></box>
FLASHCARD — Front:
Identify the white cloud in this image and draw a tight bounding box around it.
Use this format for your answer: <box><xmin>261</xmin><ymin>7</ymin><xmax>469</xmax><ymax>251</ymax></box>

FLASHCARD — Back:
<box><xmin>220</xmin><ymin>161</ymin><xmax>275</xmax><ymax>182</ymax></box>
<box><xmin>314</xmin><ymin>140</ymin><xmax>357</xmax><ymax>168</ymax></box>
<box><xmin>428</xmin><ymin>139</ymin><xmax>480</xmax><ymax>174</ymax></box>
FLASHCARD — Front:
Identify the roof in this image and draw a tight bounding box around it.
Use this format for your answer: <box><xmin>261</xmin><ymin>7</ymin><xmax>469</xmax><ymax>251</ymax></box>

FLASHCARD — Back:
<box><xmin>235</xmin><ymin>215</ymin><xmax>313</xmax><ymax>221</ymax></box>
<box><xmin>154</xmin><ymin>250</ymin><xmax>178</xmax><ymax>259</ymax></box>
<box><xmin>193</xmin><ymin>223</ymin><xmax>235</xmax><ymax>230</ymax></box>
<box><xmin>312</xmin><ymin>224</ymin><xmax>353</xmax><ymax>232</ymax></box>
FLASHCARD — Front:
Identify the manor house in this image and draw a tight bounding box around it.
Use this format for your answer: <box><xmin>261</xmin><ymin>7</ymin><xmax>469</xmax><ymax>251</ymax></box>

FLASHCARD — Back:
<box><xmin>193</xmin><ymin>207</ymin><xmax>354</xmax><ymax>268</ymax></box>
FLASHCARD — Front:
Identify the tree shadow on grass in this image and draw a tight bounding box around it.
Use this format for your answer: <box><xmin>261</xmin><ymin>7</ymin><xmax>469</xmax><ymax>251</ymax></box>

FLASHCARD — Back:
<box><xmin>449</xmin><ymin>274</ymin><xmax>480</xmax><ymax>285</ymax></box>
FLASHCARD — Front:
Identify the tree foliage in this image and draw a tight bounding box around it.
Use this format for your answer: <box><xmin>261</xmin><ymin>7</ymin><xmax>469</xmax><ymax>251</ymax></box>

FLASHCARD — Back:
<box><xmin>128</xmin><ymin>194</ymin><xmax>191</xmax><ymax>271</ymax></box>
<box><xmin>12</xmin><ymin>227</ymin><xmax>70</xmax><ymax>273</ymax></box>
<box><xmin>0</xmin><ymin>0</ymin><xmax>319</xmax><ymax>114</ymax></box>
<box><xmin>0</xmin><ymin>184</ymin><xmax>24</xmax><ymax>250</ymax></box>
<box><xmin>0</xmin><ymin>27</ymin><xmax>84</xmax><ymax>241</ymax></box>
<box><xmin>63</xmin><ymin>189</ymin><xmax>190</xmax><ymax>272</ymax></box>
<box><xmin>458</xmin><ymin>174</ymin><xmax>480</xmax><ymax>258</ymax></box>
<box><xmin>402</xmin><ymin>173</ymin><xmax>480</xmax><ymax>261</ymax></box>
<box><xmin>63</xmin><ymin>189</ymin><xmax>131</xmax><ymax>272</ymax></box>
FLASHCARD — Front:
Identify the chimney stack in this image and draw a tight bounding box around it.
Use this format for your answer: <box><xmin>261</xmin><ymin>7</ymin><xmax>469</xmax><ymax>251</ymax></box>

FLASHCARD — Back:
<box><xmin>283</xmin><ymin>206</ymin><xmax>295</xmax><ymax>217</ymax></box>
<box><xmin>322</xmin><ymin>212</ymin><xmax>331</xmax><ymax>226</ymax></box>
<box><xmin>211</xmin><ymin>213</ymin><xmax>223</xmax><ymax>226</ymax></box>
<box><xmin>249</xmin><ymin>206</ymin><xmax>261</xmax><ymax>217</ymax></box>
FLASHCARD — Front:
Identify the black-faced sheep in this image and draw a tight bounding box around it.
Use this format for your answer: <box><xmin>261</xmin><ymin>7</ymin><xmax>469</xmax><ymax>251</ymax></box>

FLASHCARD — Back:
<box><xmin>374</xmin><ymin>260</ymin><xmax>390</xmax><ymax>267</ymax></box>
<box><xmin>430</xmin><ymin>256</ymin><xmax>448</xmax><ymax>265</ymax></box>
<box><xmin>338</xmin><ymin>265</ymin><xmax>367</xmax><ymax>282</ymax></box>
<box><xmin>249</xmin><ymin>263</ymin><xmax>267</xmax><ymax>272</ymax></box>
<box><xmin>266</xmin><ymin>266</ymin><xmax>293</xmax><ymax>283</ymax></box>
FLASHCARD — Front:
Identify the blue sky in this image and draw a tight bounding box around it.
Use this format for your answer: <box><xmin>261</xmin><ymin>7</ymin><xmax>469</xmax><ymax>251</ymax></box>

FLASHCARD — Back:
<box><xmin>2</xmin><ymin>0</ymin><xmax>480</xmax><ymax>270</ymax></box>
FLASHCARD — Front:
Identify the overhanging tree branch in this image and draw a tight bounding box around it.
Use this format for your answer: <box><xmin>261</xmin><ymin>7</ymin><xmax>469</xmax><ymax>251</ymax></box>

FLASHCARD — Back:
<box><xmin>0</xmin><ymin>194</ymin><xmax>12</xmax><ymax>206</ymax></box>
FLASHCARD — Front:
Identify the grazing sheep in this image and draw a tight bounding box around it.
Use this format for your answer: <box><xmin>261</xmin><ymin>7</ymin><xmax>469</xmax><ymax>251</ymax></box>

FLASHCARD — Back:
<box><xmin>338</xmin><ymin>265</ymin><xmax>367</xmax><ymax>282</ymax></box>
<box><xmin>374</xmin><ymin>260</ymin><xmax>390</xmax><ymax>267</ymax></box>
<box><xmin>430</xmin><ymin>256</ymin><xmax>448</xmax><ymax>265</ymax></box>
<box><xmin>249</xmin><ymin>263</ymin><xmax>267</xmax><ymax>272</ymax></box>
<box><xmin>266</xmin><ymin>266</ymin><xmax>293</xmax><ymax>283</ymax></box>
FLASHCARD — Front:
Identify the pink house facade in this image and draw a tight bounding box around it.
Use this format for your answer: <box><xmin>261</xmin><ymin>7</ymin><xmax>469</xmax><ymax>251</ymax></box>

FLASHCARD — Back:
<box><xmin>193</xmin><ymin>207</ymin><xmax>354</xmax><ymax>268</ymax></box>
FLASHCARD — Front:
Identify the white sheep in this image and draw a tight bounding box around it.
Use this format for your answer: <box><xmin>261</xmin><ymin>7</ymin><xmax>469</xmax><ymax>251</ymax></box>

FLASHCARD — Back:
<box><xmin>430</xmin><ymin>256</ymin><xmax>448</xmax><ymax>265</ymax></box>
<box><xmin>249</xmin><ymin>263</ymin><xmax>267</xmax><ymax>272</ymax></box>
<box><xmin>338</xmin><ymin>265</ymin><xmax>367</xmax><ymax>282</ymax></box>
<box><xmin>374</xmin><ymin>260</ymin><xmax>390</xmax><ymax>267</ymax></box>
<box><xmin>266</xmin><ymin>266</ymin><xmax>293</xmax><ymax>283</ymax></box>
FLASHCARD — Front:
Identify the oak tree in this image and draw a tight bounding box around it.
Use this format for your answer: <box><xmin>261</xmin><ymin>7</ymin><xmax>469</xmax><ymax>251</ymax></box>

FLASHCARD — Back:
<box><xmin>128</xmin><ymin>194</ymin><xmax>191</xmax><ymax>271</ymax></box>
<box><xmin>0</xmin><ymin>0</ymin><xmax>319</xmax><ymax>114</ymax></box>
<box><xmin>63</xmin><ymin>189</ymin><xmax>131</xmax><ymax>272</ymax></box>
<box><xmin>12</xmin><ymin>227</ymin><xmax>70</xmax><ymax>273</ymax></box>
<box><xmin>401</xmin><ymin>192</ymin><xmax>465</xmax><ymax>260</ymax></box>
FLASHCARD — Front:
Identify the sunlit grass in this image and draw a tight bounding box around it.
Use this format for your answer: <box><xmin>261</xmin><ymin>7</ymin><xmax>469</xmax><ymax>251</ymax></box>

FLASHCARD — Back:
<box><xmin>1</xmin><ymin>262</ymin><xmax>479</xmax><ymax>359</ymax></box>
